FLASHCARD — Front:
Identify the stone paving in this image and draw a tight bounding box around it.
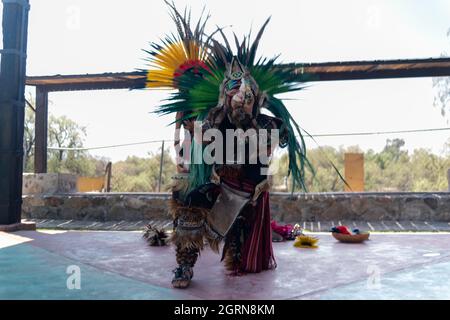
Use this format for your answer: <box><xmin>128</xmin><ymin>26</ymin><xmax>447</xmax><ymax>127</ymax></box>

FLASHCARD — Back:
<box><xmin>2</xmin><ymin>230</ymin><xmax>450</xmax><ymax>300</ymax></box>
<box><xmin>28</xmin><ymin>218</ymin><xmax>450</xmax><ymax>232</ymax></box>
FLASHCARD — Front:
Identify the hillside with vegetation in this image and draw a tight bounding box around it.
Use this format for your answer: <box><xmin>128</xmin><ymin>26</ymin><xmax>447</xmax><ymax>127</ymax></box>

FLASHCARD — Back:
<box><xmin>23</xmin><ymin>107</ymin><xmax>450</xmax><ymax>192</ymax></box>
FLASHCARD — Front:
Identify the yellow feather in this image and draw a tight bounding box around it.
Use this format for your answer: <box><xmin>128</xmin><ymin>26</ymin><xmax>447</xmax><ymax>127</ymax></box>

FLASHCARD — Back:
<box><xmin>293</xmin><ymin>235</ymin><xmax>319</xmax><ymax>249</ymax></box>
<box><xmin>146</xmin><ymin>40</ymin><xmax>205</xmax><ymax>89</ymax></box>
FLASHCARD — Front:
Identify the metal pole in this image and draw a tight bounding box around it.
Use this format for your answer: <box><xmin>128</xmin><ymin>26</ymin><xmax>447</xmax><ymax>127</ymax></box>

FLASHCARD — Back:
<box><xmin>447</xmin><ymin>169</ymin><xmax>450</xmax><ymax>192</ymax></box>
<box><xmin>0</xmin><ymin>0</ymin><xmax>30</xmax><ymax>225</ymax></box>
<box><xmin>158</xmin><ymin>140</ymin><xmax>165</xmax><ymax>192</ymax></box>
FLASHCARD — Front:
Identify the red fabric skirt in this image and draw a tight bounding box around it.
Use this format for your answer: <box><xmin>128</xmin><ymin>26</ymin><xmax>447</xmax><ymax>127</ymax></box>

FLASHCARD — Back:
<box><xmin>222</xmin><ymin>178</ymin><xmax>277</xmax><ymax>273</ymax></box>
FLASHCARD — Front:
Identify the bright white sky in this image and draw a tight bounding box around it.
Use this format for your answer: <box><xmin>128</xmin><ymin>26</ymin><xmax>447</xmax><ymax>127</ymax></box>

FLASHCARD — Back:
<box><xmin>3</xmin><ymin>0</ymin><xmax>450</xmax><ymax>161</ymax></box>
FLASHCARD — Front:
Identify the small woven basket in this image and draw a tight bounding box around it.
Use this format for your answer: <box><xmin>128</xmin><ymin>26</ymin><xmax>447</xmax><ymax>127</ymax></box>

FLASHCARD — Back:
<box><xmin>332</xmin><ymin>232</ymin><xmax>370</xmax><ymax>243</ymax></box>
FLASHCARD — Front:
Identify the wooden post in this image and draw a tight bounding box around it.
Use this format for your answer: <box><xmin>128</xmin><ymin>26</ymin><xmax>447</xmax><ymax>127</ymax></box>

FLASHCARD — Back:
<box><xmin>34</xmin><ymin>86</ymin><xmax>48</xmax><ymax>173</ymax></box>
<box><xmin>105</xmin><ymin>162</ymin><xmax>112</xmax><ymax>192</ymax></box>
<box><xmin>0</xmin><ymin>0</ymin><xmax>30</xmax><ymax>225</ymax></box>
<box><xmin>158</xmin><ymin>140</ymin><xmax>165</xmax><ymax>192</ymax></box>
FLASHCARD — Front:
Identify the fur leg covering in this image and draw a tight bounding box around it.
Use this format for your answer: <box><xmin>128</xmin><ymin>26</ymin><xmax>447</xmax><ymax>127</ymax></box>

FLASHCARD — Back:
<box><xmin>175</xmin><ymin>243</ymin><xmax>199</xmax><ymax>267</ymax></box>
<box><xmin>169</xmin><ymin>200</ymin><xmax>223</xmax><ymax>253</ymax></box>
<box><xmin>221</xmin><ymin>216</ymin><xmax>245</xmax><ymax>272</ymax></box>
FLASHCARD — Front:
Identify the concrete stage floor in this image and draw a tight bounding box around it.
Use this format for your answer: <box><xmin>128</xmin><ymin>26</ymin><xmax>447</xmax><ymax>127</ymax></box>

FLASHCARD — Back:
<box><xmin>1</xmin><ymin>230</ymin><xmax>450</xmax><ymax>300</ymax></box>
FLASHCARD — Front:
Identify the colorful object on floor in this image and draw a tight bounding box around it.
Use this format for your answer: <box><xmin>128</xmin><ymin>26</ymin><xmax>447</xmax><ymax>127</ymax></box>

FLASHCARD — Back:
<box><xmin>271</xmin><ymin>221</ymin><xmax>303</xmax><ymax>241</ymax></box>
<box><xmin>331</xmin><ymin>225</ymin><xmax>352</xmax><ymax>235</ymax></box>
<box><xmin>143</xmin><ymin>224</ymin><xmax>169</xmax><ymax>246</ymax></box>
<box><xmin>332</xmin><ymin>232</ymin><xmax>370</xmax><ymax>243</ymax></box>
<box><xmin>331</xmin><ymin>225</ymin><xmax>370</xmax><ymax>243</ymax></box>
<box><xmin>293</xmin><ymin>235</ymin><xmax>319</xmax><ymax>249</ymax></box>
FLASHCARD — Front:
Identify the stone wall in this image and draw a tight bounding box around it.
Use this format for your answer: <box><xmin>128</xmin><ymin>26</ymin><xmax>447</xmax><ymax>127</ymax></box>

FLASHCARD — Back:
<box><xmin>271</xmin><ymin>192</ymin><xmax>450</xmax><ymax>222</ymax></box>
<box><xmin>22</xmin><ymin>192</ymin><xmax>450</xmax><ymax>222</ymax></box>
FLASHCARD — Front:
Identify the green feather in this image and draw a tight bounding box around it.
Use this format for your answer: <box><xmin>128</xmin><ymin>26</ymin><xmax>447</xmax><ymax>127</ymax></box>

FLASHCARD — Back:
<box><xmin>141</xmin><ymin>4</ymin><xmax>349</xmax><ymax>194</ymax></box>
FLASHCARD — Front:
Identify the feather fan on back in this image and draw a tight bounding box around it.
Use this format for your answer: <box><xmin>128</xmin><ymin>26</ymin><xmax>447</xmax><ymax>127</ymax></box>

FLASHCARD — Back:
<box><xmin>140</xmin><ymin>1</ymin><xmax>320</xmax><ymax>191</ymax></box>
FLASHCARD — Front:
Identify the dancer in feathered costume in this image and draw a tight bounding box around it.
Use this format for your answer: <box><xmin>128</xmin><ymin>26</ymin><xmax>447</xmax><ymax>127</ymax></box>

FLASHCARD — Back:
<box><xmin>141</xmin><ymin>1</ymin><xmax>313</xmax><ymax>288</ymax></box>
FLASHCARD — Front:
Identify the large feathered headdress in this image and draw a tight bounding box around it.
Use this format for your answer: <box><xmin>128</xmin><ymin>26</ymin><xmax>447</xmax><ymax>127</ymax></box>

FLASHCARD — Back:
<box><xmin>141</xmin><ymin>1</ymin><xmax>314</xmax><ymax>191</ymax></box>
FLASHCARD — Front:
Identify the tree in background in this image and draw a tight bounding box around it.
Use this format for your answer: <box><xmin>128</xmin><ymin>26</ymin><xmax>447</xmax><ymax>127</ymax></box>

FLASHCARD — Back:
<box><xmin>302</xmin><ymin>146</ymin><xmax>345</xmax><ymax>192</ymax></box>
<box><xmin>23</xmin><ymin>100</ymin><xmax>35</xmax><ymax>172</ymax></box>
<box><xmin>22</xmin><ymin>101</ymin><xmax>450</xmax><ymax>192</ymax></box>
<box><xmin>271</xmin><ymin>138</ymin><xmax>450</xmax><ymax>192</ymax></box>
<box><xmin>47</xmin><ymin>115</ymin><xmax>94</xmax><ymax>175</ymax></box>
<box><xmin>23</xmin><ymin>105</ymin><xmax>108</xmax><ymax>176</ymax></box>
<box><xmin>432</xmin><ymin>28</ymin><xmax>450</xmax><ymax>120</ymax></box>
<box><xmin>410</xmin><ymin>148</ymin><xmax>450</xmax><ymax>191</ymax></box>
<box><xmin>22</xmin><ymin>99</ymin><xmax>174</xmax><ymax>190</ymax></box>
<box><xmin>48</xmin><ymin>115</ymin><xmax>86</xmax><ymax>162</ymax></box>
<box><xmin>365</xmin><ymin>139</ymin><xmax>412</xmax><ymax>191</ymax></box>
<box><xmin>111</xmin><ymin>149</ymin><xmax>176</xmax><ymax>192</ymax></box>
<box><xmin>46</xmin><ymin>115</ymin><xmax>110</xmax><ymax>177</ymax></box>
